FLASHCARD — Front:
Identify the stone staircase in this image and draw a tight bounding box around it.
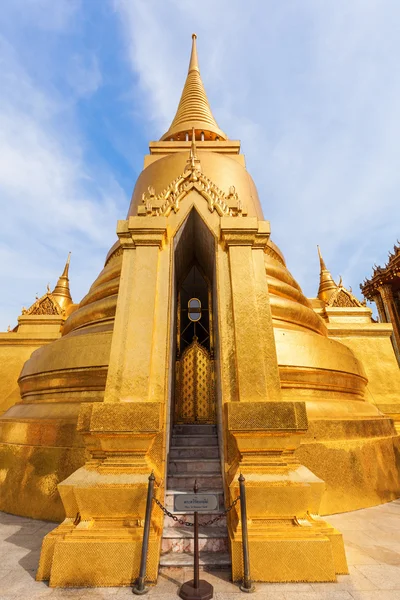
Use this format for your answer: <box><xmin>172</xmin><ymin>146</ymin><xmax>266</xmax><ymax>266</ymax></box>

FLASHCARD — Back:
<box><xmin>159</xmin><ymin>424</ymin><xmax>230</xmax><ymax>568</ymax></box>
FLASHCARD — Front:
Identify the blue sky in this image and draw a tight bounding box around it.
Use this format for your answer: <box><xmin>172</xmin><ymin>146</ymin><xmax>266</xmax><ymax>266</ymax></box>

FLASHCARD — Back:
<box><xmin>1</xmin><ymin>0</ymin><xmax>399</xmax><ymax>329</ymax></box>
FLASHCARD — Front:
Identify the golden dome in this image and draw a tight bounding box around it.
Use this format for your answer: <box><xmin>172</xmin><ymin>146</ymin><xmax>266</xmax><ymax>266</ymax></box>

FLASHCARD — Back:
<box><xmin>128</xmin><ymin>149</ymin><xmax>263</xmax><ymax>219</ymax></box>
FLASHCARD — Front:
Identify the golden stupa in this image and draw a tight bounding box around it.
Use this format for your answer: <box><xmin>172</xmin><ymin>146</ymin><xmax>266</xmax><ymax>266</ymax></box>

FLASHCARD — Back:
<box><xmin>1</xmin><ymin>35</ymin><xmax>400</xmax><ymax>587</ymax></box>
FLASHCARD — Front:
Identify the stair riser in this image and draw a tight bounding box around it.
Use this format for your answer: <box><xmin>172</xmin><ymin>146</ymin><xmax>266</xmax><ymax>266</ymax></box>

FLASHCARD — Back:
<box><xmin>173</xmin><ymin>425</ymin><xmax>216</xmax><ymax>435</ymax></box>
<box><xmin>167</xmin><ymin>476</ymin><xmax>223</xmax><ymax>489</ymax></box>
<box><xmin>159</xmin><ymin>553</ymin><xmax>231</xmax><ymax>568</ymax></box>
<box><xmin>163</xmin><ymin>515</ymin><xmax>227</xmax><ymax>528</ymax></box>
<box><xmin>169</xmin><ymin>447</ymin><xmax>219</xmax><ymax>459</ymax></box>
<box><xmin>162</xmin><ymin>537</ymin><xmax>228</xmax><ymax>553</ymax></box>
<box><xmin>171</xmin><ymin>436</ymin><xmax>218</xmax><ymax>447</ymax></box>
<box><xmin>169</xmin><ymin>461</ymin><xmax>220</xmax><ymax>474</ymax></box>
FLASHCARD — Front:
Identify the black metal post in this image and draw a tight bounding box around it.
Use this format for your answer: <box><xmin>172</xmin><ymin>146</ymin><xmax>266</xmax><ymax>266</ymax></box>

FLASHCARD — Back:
<box><xmin>179</xmin><ymin>480</ymin><xmax>213</xmax><ymax>600</ymax></box>
<box><xmin>238</xmin><ymin>474</ymin><xmax>255</xmax><ymax>593</ymax></box>
<box><xmin>194</xmin><ymin>510</ymin><xmax>199</xmax><ymax>589</ymax></box>
<box><xmin>133</xmin><ymin>472</ymin><xmax>155</xmax><ymax>595</ymax></box>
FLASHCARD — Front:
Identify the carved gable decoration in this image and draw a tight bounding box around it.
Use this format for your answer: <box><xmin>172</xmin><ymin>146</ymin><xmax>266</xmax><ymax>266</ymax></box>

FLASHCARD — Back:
<box><xmin>138</xmin><ymin>143</ymin><xmax>246</xmax><ymax>218</ymax></box>
<box><xmin>328</xmin><ymin>287</ymin><xmax>363</xmax><ymax>308</ymax></box>
<box><xmin>23</xmin><ymin>293</ymin><xmax>64</xmax><ymax>316</ymax></box>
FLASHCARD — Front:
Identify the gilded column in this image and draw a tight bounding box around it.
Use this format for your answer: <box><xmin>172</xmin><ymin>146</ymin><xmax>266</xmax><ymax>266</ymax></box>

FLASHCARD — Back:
<box><xmin>219</xmin><ymin>217</ymin><xmax>348</xmax><ymax>583</ymax></box>
<box><xmin>220</xmin><ymin>217</ymin><xmax>281</xmax><ymax>402</ymax></box>
<box><xmin>380</xmin><ymin>284</ymin><xmax>400</xmax><ymax>365</ymax></box>
<box><xmin>104</xmin><ymin>217</ymin><xmax>168</xmax><ymax>403</ymax></box>
<box><xmin>372</xmin><ymin>292</ymin><xmax>387</xmax><ymax>323</ymax></box>
<box><xmin>37</xmin><ymin>216</ymin><xmax>170</xmax><ymax>587</ymax></box>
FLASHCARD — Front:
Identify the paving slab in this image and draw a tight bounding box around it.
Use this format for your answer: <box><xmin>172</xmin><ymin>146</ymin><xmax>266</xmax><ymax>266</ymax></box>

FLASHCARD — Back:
<box><xmin>1</xmin><ymin>501</ymin><xmax>400</xmax><ymax>599</ymax></box>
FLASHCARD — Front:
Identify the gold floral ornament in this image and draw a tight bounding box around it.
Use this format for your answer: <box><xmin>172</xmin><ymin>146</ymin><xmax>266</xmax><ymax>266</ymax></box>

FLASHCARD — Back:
<box><xmin>327</xmin><ymin>277</ymin><xmax>364</xmax><ymax>308</ymax></box>
<box><xmin>22</xmin><ymin>291</ymin><xmax>65</xmax><ymax>316</ymax></box>
<box><xmin>138</xmin><ymin>129</ymin><xmax>247</xmax><ymax>218</ymax></box>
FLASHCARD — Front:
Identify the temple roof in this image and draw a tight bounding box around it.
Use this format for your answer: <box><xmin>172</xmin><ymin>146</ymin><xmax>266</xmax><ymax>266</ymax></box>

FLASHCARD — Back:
<box><xmin>160</xmin><ymin>34</ymin><xmax>227</xmax><ymax>142</ymax></box>
<box><xmin>361</xmin><ymin>241</ymin><xmax>400</xmax><ymax>299</ymax></box>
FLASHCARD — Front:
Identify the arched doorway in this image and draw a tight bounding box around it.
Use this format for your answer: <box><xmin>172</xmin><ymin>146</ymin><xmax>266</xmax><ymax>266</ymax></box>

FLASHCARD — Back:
<box><xmin>173</xmin><ymin>208</ymin><xmax>217</xmax><ymax>425</ymax></box>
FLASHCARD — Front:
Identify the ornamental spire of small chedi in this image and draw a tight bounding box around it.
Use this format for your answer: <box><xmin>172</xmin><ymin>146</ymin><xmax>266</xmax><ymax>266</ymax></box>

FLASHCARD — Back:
<box><xmin>17</xmin><ymin>253</ymin><xmax>74</xmax><ymax>334</ymax></box>
<box><xmin>317</xmin><ymin>245</ymin><xmax>338</xmax><ymax>304</ymax></box>
<box><xmin>160</xmin><ymin>34</ymin><xmax>227</xmax><ymax>142</ymax></box>
<box><xmin>51</xmin><ymin>252</ymin><xmax>73</xmax><ymax>312</ymax></box>
<box><xmin>317</xmin><ymin>246</ymin><xmax>364</xmax><ymax>308</ymax></box>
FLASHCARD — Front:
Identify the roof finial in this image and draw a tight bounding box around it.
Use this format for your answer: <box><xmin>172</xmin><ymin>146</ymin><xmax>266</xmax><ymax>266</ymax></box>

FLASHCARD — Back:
<box><xmin>61</xmin><ymin>251</ymin><xmax>71</xmax><ymax>278</ymax></box>
<box><xmin>160</xmin><ymin>34</ymin><xmax>227</xmax><ymax>141</ymax></box>
<box><xmin>188</xmin><ymin>33</ymin><xmax>199</xmax><ymax>73</ymax></box>
<box><xmin>317</xmin><ymin>245</ymin><xmax>338</xmax><ymax>304</ymax></box>
<box><xmin>52</xmin><ymin>252</ymin><xmax>73</xmax><ymax>310</ymax></box>
<box><xmin>317</xmin><ymin>245</ymin><xmax>327</xmax><ymax>271</ymax></box>
<box><xmin>190</xmin><ymin>127</ymin><xmax>197</xmax><ymax>161</ymax></box>
<box><xmin>185</xmin><ymin>127</ymin><xmax>201</xmax><ymax>176</ymax></box>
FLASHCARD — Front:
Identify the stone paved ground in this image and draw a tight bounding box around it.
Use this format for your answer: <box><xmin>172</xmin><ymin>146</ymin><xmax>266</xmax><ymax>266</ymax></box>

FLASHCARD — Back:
<box><xmin>1</xmin><ymin>500</ymin><xmax>400</xmax><ymax>599</ymax></box>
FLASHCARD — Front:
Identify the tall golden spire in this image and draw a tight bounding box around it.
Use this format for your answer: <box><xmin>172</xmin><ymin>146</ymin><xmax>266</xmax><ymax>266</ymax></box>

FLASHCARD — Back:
<box><xmin>52</xmin><ymin>252</ymin><xmax>73</xmax><ymax>310</ymax></box>
<box><xmin>161</xmin><ymin>34</ymin><xmax>227</xmax><ymax>142</ymax></box>
<box><xmin>317</xmin><ymin>246</ymin><xmax>338</xmax><ymax>303</ymax></box>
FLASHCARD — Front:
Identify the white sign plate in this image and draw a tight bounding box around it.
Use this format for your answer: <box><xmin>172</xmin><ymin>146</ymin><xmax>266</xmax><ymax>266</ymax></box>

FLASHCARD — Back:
<box><xmin>174</xmin><ymin>494</ymin><xmax>218</xmax><ymax>513</ymax></box>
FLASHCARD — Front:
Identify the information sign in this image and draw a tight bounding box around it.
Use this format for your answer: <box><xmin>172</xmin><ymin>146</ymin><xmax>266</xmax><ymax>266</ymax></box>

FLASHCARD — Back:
<box><xmin>174</xmin><ymin>493</ymin><xmax>218</xmax><ymax>513</ymax></box>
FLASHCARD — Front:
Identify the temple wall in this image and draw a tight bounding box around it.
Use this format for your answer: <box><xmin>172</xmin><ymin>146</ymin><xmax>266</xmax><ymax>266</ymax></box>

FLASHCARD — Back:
<box><xmin>328</xmin><ymin>322</ymin><xmax>400</xmax><ymax>429</ymax></box>
<box><xmin>0</xmin><ymin>333</ymin><xmax>59</xmax><ymax>415</ymax></box>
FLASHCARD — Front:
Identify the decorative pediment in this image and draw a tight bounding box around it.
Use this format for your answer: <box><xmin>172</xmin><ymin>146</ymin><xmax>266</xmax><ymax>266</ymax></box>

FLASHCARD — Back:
<box><xmin>138</xmin><ymin>136</ymin><xmax>246</xmax><ymax>218</ymax></box>
<box><xmin>22</xmin><ymin>293</ymin><xmax>64</xmax><ymax>316</ymax></box>
<box><xmin>327</xmin><ymin>287</ymin><xmax>363</xmax><ymax>308</ymax></box>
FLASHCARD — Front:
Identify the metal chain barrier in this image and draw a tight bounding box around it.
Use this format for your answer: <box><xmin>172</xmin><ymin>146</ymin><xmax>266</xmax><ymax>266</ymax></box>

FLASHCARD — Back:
<box><xmin>134</xmin><ymin>473</ymin><xmax>253</xmax><ymax>594</ymax></box>
<box><xmin>153</xmin><ymin>493</ymin><xmax>241</xmax><ymax>528</ymax></box>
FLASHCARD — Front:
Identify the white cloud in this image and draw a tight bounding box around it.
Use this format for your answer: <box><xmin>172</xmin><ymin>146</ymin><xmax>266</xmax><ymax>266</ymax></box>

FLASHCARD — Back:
<box><xmin>0</xmin><ymin>35</ymin><xmax>126</xmax><ymax>329</ymax></box>
<box><xmin>5</xmin><ymin>0</ymin><xmax>81</xmax><ymax>32</ymax></box>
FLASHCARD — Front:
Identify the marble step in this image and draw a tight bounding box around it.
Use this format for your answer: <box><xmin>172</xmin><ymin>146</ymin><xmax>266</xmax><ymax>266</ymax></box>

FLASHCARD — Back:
<box><xmin>162</xmin><ymin>527</ymin><xmax>228</xmax><ymax>553</ymax></box>
<box><xmin>169</xmin><ymin>458</ymin><xmax>221</xmax><ymax>474</ymax></box>
<box><xmin>163</xmin><ymin>512</ymin><xmax>227</xmax><ymax>529</ymax></box>
<box><xmin>173</xmin><ymin>424</ymin><xmax>217</xmax><ymax>436</ymax></box>
<box><xmin>167</xmin><ymin>473</ymin><xmax>223</xmax><ymax>490</ymax></box>
<box><xmin>169</xmin><ymin>445</ymin><xmax>219</xmax><ymax>459</ymax></box>
<box><xmin>159</xmin><ymin>551</ymin><xmax>231</xmax><ymax>568</ymax></box>
<box><xmin>164</xmin><ymin>489</ymin><xmax>225</xmax><ymax>511</ymax></box>
<box><xmin>170</xmin><ymin>435</ymin><xmax>218</xmax><ymax>447</ymax></box>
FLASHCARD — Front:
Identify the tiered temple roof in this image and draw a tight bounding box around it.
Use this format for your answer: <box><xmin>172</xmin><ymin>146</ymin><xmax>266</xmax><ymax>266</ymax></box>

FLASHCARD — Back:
<box><xmin>360</xmin><ymin>242</ymin><xmax>400</xmax><ymax>299</ymax></box>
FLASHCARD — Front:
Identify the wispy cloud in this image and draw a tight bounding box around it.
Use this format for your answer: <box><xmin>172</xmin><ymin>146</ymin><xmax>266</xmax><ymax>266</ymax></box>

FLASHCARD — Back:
<box><xmin>0</xmin><ymin>10</ymin><xmax>126</xmax><ymax>329</ymax></box>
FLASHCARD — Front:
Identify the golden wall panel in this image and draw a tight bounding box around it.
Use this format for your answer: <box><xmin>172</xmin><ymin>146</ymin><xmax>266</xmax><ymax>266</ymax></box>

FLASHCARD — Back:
<box><xmin>0</xmin><ymin>443</ymin><xmax>86</xmax><ymax>521</ymax></box>
<box><xmin>297</xmin><ymin>435</ymin><xmax>400</xmax><ymax>514</ymax></box>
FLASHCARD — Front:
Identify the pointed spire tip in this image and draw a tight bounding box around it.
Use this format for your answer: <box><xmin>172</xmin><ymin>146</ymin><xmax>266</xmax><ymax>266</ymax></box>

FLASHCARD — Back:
<box><xmin>317</xmin><ymin>245</ymin><xmax>338</xmax><ymax>303</ymax></box>
<box><xmin>160</xmin><ymin>34</ymin><xmax>227</xmax><ymax>141</ymax></box>
<box><xmin>61</xmin><ymin>252</ymin><xmax>71</xmax><ymax>278</ymax></box>
<box><xmin>317</xmin><ymin>245</ymin><xmax>327</xmax><ymax>271</ymax></box>
<box><xmin>188</xmin><ymin>32</ymin><xmax>199</xmax><ymax>73</ymax></box>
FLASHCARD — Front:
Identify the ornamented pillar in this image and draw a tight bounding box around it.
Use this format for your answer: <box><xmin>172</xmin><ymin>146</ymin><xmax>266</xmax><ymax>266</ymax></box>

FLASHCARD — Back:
<box><xmin>372</xmin><ymin>292</ymin><xmax>387</xmax><ymax>323</ymax></box>
<box><xmin>220</xmin><ymin>217</ymin><xmax>281</xmax><ymax>403</ymax></box>
<box><xmin>105</xmin><ymin>217</ymin><xmax>169</xmax><ymax>403</ymax></box>
<box><xmin>380</xmin><ymin>284</ymin><xmax>400</xmax><ymax>365</ymax></box>
<box><xmin>37</xmin><ymin>217</ymin><xmax>170</xmax><ymax>587</ymax></box>
<box><xmin>220</xmin><ymin>217</ymin><xmax>348</xmax><ymax>583</ymax></box>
